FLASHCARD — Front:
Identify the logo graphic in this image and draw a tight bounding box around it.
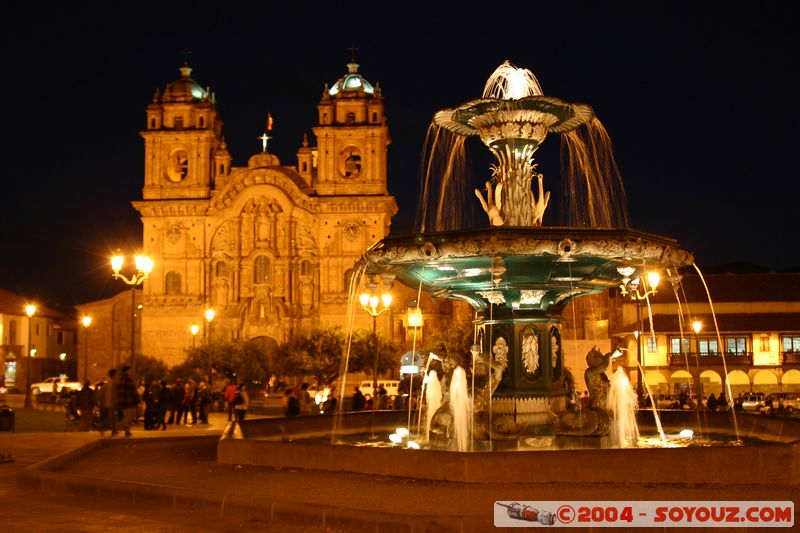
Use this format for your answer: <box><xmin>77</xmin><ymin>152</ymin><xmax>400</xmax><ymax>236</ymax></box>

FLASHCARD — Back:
<box><xmin>496</xmin><ymin>502</ymin><xmax>556</xmax><ymax>525</ymax></box>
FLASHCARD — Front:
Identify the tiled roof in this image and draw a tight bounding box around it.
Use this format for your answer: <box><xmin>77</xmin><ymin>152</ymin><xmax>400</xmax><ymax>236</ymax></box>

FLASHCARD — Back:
<box><xmin>648</xmin><ymin>272</ymin><xmax>800</xmax><ymax>303</ymax></box>
<box><xmin>622</xmin><ymin>313</ymin><xmax>800</xmax><ymax>333</ymax></box>
<box><xmin>0</xmin><ymin>287</ymin><xmax>75</xmax><ymax>325</ymax></box>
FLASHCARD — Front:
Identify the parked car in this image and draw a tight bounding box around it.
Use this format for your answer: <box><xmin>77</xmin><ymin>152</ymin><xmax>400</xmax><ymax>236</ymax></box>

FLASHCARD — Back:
<box><xmin>738</xmin><ymin>393</ymin><xmax>767</xmax><ymax>413</ymax></box>
<box><xmin>358</xmin><ymin>379</ymin><xmax>399</xmax><ymax>400</ymax></box>
<box><xmin>763</xmin><ymin>392</ymin><xmax>800</xmax><ymax>415</ymax></box>
<box><xmin>30</xmin><ymin>376</ymin><xmax>83</xmax><ymax>397</ymax></box>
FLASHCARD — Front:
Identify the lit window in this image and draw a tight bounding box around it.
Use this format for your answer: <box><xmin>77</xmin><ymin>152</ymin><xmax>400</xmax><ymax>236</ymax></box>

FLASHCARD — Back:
<box><xmin>699</xmin><ymin>338</ymin><xmax>718</xmax><ymax>356</ymax></box>
<box><xmin>669</xmin><ymin>337</ymin><xmax>690</xmax><ymax>355</ymax></box>
<box><xmin>647</xmin><ymin>337</ymin><xmax>657</xmax><ymax>353</ymax></box>
<box><xmin>726</xmin><ymin>336</ymin><xmax>747</xmax><ymax>355</ymax></box>
<box><xmin>782</xmin><ymin>335</ymin><xmax>800</xmax><ymax>353</ymax></box>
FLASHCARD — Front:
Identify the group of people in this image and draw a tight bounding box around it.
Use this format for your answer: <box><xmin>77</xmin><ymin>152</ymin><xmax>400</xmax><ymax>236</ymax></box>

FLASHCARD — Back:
<box><xmin>67</xmin><ymin>367</ymin><xmax>228</xmax><ymax>436</ymax></box>
<box><xmin>280</xmin><ymin>382</ymin><xmax>340</xmax><ymax>417</ymax></box>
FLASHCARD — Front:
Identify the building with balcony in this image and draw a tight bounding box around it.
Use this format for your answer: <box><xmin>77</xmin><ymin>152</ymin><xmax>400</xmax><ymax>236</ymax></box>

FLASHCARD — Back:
<box><xmin>610</xmin><ymin>271</ymin><xmax>800</xmax><ymax>398</ymax></box>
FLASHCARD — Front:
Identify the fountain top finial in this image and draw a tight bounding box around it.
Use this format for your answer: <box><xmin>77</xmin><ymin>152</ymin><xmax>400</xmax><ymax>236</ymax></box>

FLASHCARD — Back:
<box><xmin>482</xmin><ymin>60</ymin><xmax>543</xmax><ymax>100</ymax></box>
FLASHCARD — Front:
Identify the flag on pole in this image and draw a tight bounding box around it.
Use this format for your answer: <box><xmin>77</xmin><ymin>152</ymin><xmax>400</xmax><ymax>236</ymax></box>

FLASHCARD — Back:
<box><xmin>267</xmin><ymin>113</ymin><xmax>274</xmax><ymax>131</ymax></box>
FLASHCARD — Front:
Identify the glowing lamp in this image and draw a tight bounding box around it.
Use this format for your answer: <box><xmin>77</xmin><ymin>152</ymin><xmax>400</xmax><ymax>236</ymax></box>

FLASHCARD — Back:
<box><xmin>25</xmin><ymin>304</ymin><xmax>37</xmax><ymax>317</ymax></box>
<box><xmin>381</xmin><ymin>293</ymin><xmax>393</xmax><ymax>308</ymax></box>
<box><xmin>205</xmin><ymin>309</ymin><xmax>216</xmax><ymax>322</ymax></box>
<box><xmin>135</xmin><ymin>254</ymin><xmax>154</xmax><ymax>274</ymax></box>
<box><xmin>190</xmin><ymin>324</ymin><xmax>200</xmax><ymax>336</ymax></box>
<box><xmin>59</xmin><ymin>352</ymin><xmax>67</xmax><ymax>361</ymax></box>
<box><xmin>407</xmin><ymin>308</ymin><xmax>423</xmax><ymax>328</ymax></box>
<box><xmin>692</xmin><ymin>321</ymin><xmax>702</xmax><ymax>335</ymax></box>
<box><xmin>81</xmin><ymin>315</ymin><xmax>92</xmax><ymax>328</ymax></box>
<box><xmin>647</xmin><ymin>271</ymin><xmax>661</xmax><ymax>290</ymax></box>
<box><xmin>359</xmin><ymin>293</ymin><xmax>370</xmax><ymax>307</ymax></box>
<box><xmin>111</xmin><ymin>255</ymin><xmax>124</xmax><ymax>273</ymax></box>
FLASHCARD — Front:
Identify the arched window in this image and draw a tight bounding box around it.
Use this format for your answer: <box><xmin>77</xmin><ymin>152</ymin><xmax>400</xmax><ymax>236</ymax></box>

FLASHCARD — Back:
<box><xmin>254</xmin><ymin>256</ymin><xmax>270</xmax><ymax>284</ymax></box>
<box><xmin>216</xmin><ymin>261</ymin><xmax>228</xmax><ymax>278</ymax></box>
<box><xmin>9</xmin><ymin>320</ymin><xmax>16</xmax><ymax>345</ymax></box>
<box><xmin>165</xmin><ymin>271</ymin><xmax>182</xmax><ymax>295</ymax></box>
<box><xmin>343</xmin><ymin>268</ymin><xmax>356</xmax><ymax>294</ymax></box>
<box><xmin>300</xmin><ymin>259</ymin><xmax>312</xmax><ymax>276</ymax></box>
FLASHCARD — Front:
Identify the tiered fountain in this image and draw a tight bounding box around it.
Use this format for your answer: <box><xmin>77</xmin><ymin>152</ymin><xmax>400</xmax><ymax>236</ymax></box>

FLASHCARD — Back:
<box><xmin>219</xmin><ymin>62</ymin><xmax>800</xmax><ymax>485</ymax></box>
<box><xmin>364</xmin><ymin>60</ymin><xmax>692</xmax><ymax>440</ymax></box>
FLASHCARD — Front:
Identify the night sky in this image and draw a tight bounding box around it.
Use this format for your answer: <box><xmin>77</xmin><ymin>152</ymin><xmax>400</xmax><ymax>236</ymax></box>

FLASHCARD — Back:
<box><xmin>1</xmin><ymin>2</ymin><xmax>798</xmax><ymax>311</ymax></box>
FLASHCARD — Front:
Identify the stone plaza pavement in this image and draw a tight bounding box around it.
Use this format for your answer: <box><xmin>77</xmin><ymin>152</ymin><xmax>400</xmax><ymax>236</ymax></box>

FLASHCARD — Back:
<box><xmin>2</xmin><ymin>411</ymin><xmax>799</xmax><ymax>532</ymax></box>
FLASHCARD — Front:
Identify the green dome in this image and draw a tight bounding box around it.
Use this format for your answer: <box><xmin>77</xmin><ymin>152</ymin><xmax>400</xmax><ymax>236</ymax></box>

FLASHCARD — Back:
<box><xmin>328</xmin><ymin>62</ymin><xmax>374</xmax><ymax>96</ymax></box>
<box><xmin>163</xmin><ymin>65</ymin><xmax>207</xmax><ymax>103</ymax></box>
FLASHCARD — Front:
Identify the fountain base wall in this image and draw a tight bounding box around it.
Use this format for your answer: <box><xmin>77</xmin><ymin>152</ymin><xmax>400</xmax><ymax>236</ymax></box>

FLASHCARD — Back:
<box><xmin>218</xmin><ymin>411</ymin><xmax>800</xmax><ymax>485</ymax></box>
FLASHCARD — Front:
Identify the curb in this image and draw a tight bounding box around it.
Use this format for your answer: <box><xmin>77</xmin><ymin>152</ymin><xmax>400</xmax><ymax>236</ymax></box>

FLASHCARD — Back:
<box><xmin>16</xmin><ymin>437</ymin><xmax>481</xmax><ymax>532</ymax></box>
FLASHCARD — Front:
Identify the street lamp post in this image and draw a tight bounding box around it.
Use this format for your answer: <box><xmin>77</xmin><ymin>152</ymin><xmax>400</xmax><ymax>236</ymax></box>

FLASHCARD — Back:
<box><xmin>190</xmin><ymin>324</ymin><xmax>200</xmax><ymax>349</ymax></box>
<box><xmin>23</xmin><ymin>303</ymin><xmax>37</xmax><ymax>408</ymax></box>
<box><xmin>111</xmin><ymin>253</ymin><xmax>154</xmax><ymax>377</ymax></box>
<box><xmin>81</xmin><ymin>315</ymin><xmax>92</xmax><ymax>382</ymax></box>
<box><xmin>692</xmin><ymin>320</ymin><xmax>703</xmax><ymax>409</ymax></box>
<box><xmin>619</xmin><ymin>270</ymin><xmax>660</xmax><ymax>401</ymax></box>
<box><xmin>359</xmin><ymin>287</ymin><xmax>392</xmax><ymax>415</ymax></box>
<box><xmin>205</xmin><ymin>309</ymin><xmax>215</xmax><ymax>389</ymax></box>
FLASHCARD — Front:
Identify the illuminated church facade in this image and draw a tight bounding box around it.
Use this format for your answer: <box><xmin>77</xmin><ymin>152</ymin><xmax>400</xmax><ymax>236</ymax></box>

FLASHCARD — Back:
<box><xmin>129</xmin><ymin>60</ymin><xmax>397</xmax><ymax>365</ymax></box>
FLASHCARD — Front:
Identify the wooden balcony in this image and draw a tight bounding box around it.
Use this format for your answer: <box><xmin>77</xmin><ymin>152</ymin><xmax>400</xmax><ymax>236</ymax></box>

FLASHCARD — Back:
<box><xmin>783</xmin><ymin>352</ymin><xmax>800</xmax><ymax>365</ymax></box>
<box><xmin>668</xmin><ymin>352</ymin><xmax>753</xmax><ymax>367</ymax></box>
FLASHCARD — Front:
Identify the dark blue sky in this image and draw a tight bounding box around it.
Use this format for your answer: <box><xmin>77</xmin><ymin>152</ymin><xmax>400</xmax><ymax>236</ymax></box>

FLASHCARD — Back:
<box><xmin>1</xmin><ymin>2</ymin><xmax>798</xmax><ymax>309</ymax></box>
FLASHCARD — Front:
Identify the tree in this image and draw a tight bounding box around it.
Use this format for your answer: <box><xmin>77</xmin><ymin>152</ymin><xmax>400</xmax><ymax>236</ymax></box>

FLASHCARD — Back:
<box><xmin>419</xmin><ymin>317</ymin><xmax>475</xmax><ymax>367</ymax></box>
<box><xmin>125</xmin><ymin>354</ymin><xmax>169</xmax><ymax>384</ymax></box>
<box><xmin>275</xmin><ymin>326</ymin><xmax>346</xmax><ymax>386</ymax></box>
<box><xmin>348</xmin><ymin>328</ymin><xmax>401</xmax><ymax>379</ymax></box>
<box><xmin>173</xmin><ymin>339</ymin><xmax>270</xmax><ymax>389</ymax></box>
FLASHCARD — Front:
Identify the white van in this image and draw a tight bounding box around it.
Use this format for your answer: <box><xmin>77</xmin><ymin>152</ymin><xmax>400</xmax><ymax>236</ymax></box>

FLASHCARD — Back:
<box><xmin>358</xmin><ymin>379</ymin><xmax>399</xmax><ymax>399</ymax></box>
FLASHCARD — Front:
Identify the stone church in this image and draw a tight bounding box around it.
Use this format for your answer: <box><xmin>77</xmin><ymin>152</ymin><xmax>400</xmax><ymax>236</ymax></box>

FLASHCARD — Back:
<box><xmin>87</xmin><ymin>60</ymin><xmax>399</xmax><ymax>367</ymax></box>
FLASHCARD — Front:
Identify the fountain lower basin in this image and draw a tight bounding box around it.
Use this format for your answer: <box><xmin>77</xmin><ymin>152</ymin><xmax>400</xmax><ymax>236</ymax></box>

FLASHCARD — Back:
<box><xmin>218</xmin><ymin>411</ymin><xmax>800</xmax><ymax>484</ymax></box>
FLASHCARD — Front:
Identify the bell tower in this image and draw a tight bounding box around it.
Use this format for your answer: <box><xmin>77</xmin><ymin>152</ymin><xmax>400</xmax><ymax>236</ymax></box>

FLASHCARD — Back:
<box><xmin>141</xmin><ymin>62</ymin><xmax>224</xmax><ymax>200</ymax></box>
<box><xmin>312</xmin><ymin>60</ymin><xmax>389</xmax><ymax>196</ymax></box>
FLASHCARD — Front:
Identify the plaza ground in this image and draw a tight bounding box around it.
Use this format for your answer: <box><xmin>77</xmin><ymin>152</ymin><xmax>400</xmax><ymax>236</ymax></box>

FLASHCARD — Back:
<box><xmin>1</xmin><ymin>394</ymin><xmax>798</xmax><ymax>531</ymax></box>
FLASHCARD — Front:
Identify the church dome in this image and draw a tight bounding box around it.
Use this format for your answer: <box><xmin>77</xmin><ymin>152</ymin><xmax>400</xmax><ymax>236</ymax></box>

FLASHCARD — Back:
<box><xmin>328</xmin><ymin>62</ymin><xmax>374</xmax><ymax>97</ymax></box>
<box><xmin>163</xmin><ymin>65</ymin><xmax>208</xmax><ymax>103</ymax></box>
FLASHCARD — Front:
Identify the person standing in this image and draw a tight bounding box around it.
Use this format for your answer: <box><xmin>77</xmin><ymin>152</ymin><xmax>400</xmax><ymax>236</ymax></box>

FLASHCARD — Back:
<box><xmin>283</xmin><ymin>388</ymin><xmax>299</xmax><ymax>417</ymax></box>
<box><xmin>156</xmin><ymin>380</ymin><xmax>170</xmax><ymax>430</ymax></box>
<box><xmin>169</xmin><ymin>379</ymin><xmax>185</xmax><ymax>425</ymax></box>
<box><xmin>352</xmin><ymin>386</ymin><xmax>366</xmax><ymax>411</ymax></box>
<box><xmin>197</xmin><ymin>381</ymin><xmax>211</xmax><ymax>424</ymax></box>
<box><xmin>117</xmin><ymin>366</ymin><xmax>139</xmax><ymax>438</ymax></box>
<box><xmin>234</xmin><ymin>384</ymin><xmax>249</xmax><ymax>421</ymax></box>
<box><xmin>224</xmin><ymin>380</ymin><xmax>238</xmax><ymax>421</ymax></box>
<box><xmin>76</xmin><ymin>380</ymin><xmax>96</xmax><ymax>431</ymax></box>
<box><xmin>99</xmin><ymin>369</ymin><xmax>119</xmax><ymax>436</ymax></box>
<box><xmin>297</xmin><ymin>383</ymin><xmax>313</xmax><ymax>416</ymax></box>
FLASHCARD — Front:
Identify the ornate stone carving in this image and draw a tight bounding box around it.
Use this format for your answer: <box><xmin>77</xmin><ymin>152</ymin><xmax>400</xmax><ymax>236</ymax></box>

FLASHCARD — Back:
<box><xmin>519</xmin><ymin>289</ymin><xmax>546</xmax><ymax>305</ymax></box>
<box><xmin>477</xmin><ymin>290</ymin><xmax>505</xmax><ymax>305</ymax></box>
<box><xmin>521</xmin><ymin>329</ymin><xmax>540</xmax><ymax>376</ymax></box>
<box><xmin>165</xmin><ymin>225</ymin><xmax>182</xmax><ymax>245</ymax></box>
